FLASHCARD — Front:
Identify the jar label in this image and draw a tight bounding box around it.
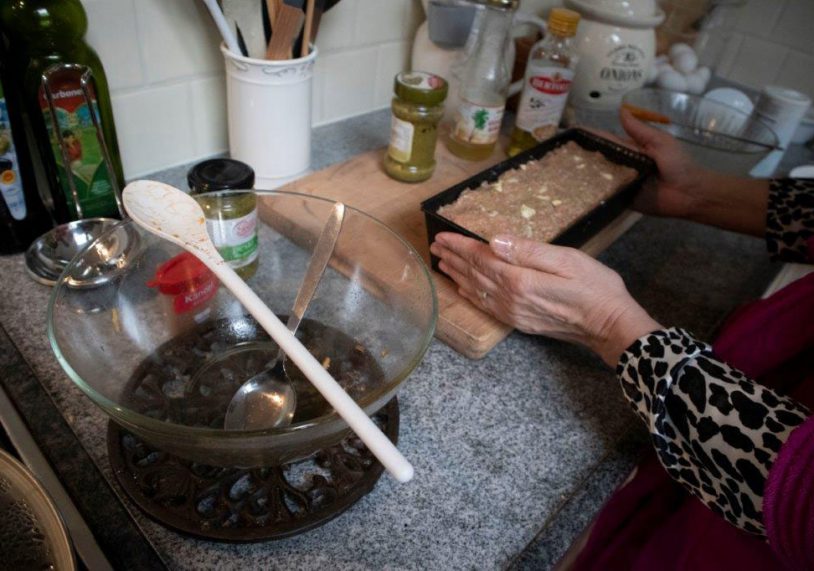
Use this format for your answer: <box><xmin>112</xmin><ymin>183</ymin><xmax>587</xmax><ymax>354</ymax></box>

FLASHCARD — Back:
<box><xmin>452</xmin><ymin>100</ymin><xmax>504</xmax><ymax>146</ymax></box>
<box><xmin>38</xmin><ymin>68</ymin><xmax>118</xmax><ymax>218</ymax></box>
<box><xmin>516</xmin><ymin>67</ymin><xmax>574</xmax><ymax>140</ymax></box>
<box><xmin>0</xmin><ymin>87</ymin><xmax>27</xmax><ymax>221</ymax></box>
<box><xmin>206</xmin><ymin>210</ymin><xmax>258</xmax><ymax>269</ymax></box>
<box><xmin>387</xmin><ymin>115</ymin><xmax>415</xmax><ymax>163</ymax></box>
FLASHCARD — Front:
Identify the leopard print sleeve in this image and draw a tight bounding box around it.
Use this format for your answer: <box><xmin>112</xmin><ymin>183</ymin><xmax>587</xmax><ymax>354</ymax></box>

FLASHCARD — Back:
<box><xmin>617</xmin><ymin>327</ymin><xmax>810</xmax><ymax>537</ymax></box>
<box><xmin>766</xmin><ymin>178</ymin><xmax>814</xmax><ymax>263</ymax></box>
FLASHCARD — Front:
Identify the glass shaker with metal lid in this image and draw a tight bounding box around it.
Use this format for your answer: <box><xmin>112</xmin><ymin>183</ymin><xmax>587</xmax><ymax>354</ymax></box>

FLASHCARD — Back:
<box><xmin>446</xmin><ymin>0</ymin><xmax>519</xmax><ymax>161</ymax></box>
<box><xmin>187</xmin><ymin>158</ymin><xmax>258</xmax><ymax>279</ymax></box>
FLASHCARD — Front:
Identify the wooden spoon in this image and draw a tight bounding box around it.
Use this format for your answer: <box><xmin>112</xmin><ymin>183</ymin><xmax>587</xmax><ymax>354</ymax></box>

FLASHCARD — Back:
<box><xmin>266</xmin><ymin>3</ymin><xmax>305</xmax><ymax>60</ymax></box>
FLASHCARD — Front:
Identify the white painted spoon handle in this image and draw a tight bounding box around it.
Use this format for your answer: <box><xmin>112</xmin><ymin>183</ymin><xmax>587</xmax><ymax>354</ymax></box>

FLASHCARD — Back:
<box><xmin>211</xmin><ymin>260</ymin><xmax>414</xmax><ymax>483</ymax></box>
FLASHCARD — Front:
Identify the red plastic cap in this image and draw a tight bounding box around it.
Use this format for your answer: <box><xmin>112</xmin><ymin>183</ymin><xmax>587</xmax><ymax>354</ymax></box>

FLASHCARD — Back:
<box><xmin>148</xmin><ymin>252</ymin><xmax>216</xmax><ymax>296</ymax></box>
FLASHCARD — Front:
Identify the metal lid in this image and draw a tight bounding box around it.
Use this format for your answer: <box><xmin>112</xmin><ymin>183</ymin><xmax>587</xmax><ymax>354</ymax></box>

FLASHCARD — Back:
<box><xmin>394</xmin><ymin>71</ymin><xmax>449</xmax><ymax>106</ymax></box>
<box><xmin>187</xmin><ymin>159</ymin><xmax>255</xmax><ymax>194</ymax></box>
<box><xmin>473</xmin><ymin>0</ymin><xmax>519</xmax><ymax>10</ymax></box>
<box><xmin>25</xmin><ymin>218</ymin><xmax>137</xmax><ymax>287</ymax></box>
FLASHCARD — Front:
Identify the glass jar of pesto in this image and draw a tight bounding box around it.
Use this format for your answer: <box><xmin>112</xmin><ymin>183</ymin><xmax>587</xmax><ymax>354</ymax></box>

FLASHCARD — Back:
<box><xmin>187</xmin><ymin>159</ymin><xmax>258</xmax><ymax>280</ymax></box>
<box><xmin>384</xmin><ymin>71</ymin><xmax>448</xmax><ymax>183</ymax></box>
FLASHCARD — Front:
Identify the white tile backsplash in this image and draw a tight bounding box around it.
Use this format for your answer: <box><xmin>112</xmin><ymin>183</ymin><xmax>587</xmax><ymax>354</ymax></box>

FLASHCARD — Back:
<box><xmin>720</xmin><ymin>0</ymin><xmax>814</xmax><ymax>101</ymax></box>
<box><xmin>375</xmin><ymin>41</ymin><xmax>412</xmax><ymax>108</ymax></box>
<box><xmin>111</xmin><ymin>83</ymin><xmax>196</xmax><ymax>178</ymax></box>
<box><xmin>81</xmin><ymin>0</ymin><xmax>424</xmax><ymax>178</ymax></box>
<box><xmin>775</xmin><ymin>51</ymin><xmax>814</xmax><ymax>101</ymax></box>
<box><xmin>133</xmin><ymin>0</ymin><xmax>224</xmax><ymax>85</ymax></box>
<box><xmin>188</xmin><ymin>76</ymin><xmax>228</xmax><ymax>159</ymax></box>
<box><xmin>322</xmin><ymin>47</ymin><xmax>380</xmax><ymax>120</ymax></box>
<box><xmin>771</xmin><ymin>0</ymin><xmax>814</xmax><ymax>54</ymax></box>
<box><xmin>82</xmin><ymin>0</ymin><xmax>143</xmax><ymax>90</ymax></box>
<box><xmin>726</xmin><ymin>35</ymin><xmax>786</xmax><ymax>88</ymax></box>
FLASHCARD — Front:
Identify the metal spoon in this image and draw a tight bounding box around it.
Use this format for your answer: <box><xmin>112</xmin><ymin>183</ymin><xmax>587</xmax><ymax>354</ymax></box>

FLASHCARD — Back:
<box><xmin>122</xmin><ymin>181</ymin><xmax>414</xmax><ymax>483</ymax></box>
<box><xmin>223</xmin><ymin>201</ymin><xmax>345</xmax><ymax>430</ymax></box>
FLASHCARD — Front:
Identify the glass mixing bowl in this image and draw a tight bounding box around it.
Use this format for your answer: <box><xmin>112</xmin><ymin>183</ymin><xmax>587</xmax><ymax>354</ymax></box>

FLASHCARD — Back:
<box><xmin>48</xmin><ymin>191</ymin><xmax>437</xmax><ymax>467</ymax></box>
<box><xmin>622</xmin><ymin>87</ymin><xmax>778</xmax><ymax>175</ymax></box>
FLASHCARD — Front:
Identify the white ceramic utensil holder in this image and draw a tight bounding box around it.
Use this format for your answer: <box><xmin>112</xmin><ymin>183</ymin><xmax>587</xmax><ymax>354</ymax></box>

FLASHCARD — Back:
<box><xmin>221</xmin><ymin>44</ymin><xmax>317</xmax><ymax>188</ymax></box>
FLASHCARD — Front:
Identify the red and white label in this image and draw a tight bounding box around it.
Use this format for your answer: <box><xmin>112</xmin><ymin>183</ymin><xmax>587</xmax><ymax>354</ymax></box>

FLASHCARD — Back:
<box><xmin>516</xmin><ymin>66</ymin><xmax>574</xmax><ymax>140</ymax></box>
<box><xmin>529</xmin><ymin>74</ymin><xmax>572</xmax><ymax>95</ymax></box>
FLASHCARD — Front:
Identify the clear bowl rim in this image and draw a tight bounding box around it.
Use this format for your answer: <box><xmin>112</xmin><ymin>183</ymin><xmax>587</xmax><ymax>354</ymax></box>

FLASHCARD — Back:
<box><xmin>622</xmin><ymin>87</ymin><xmax>780</xmax><ymax>155</ymax></box>
<box><xmin>47</xmin><ymin>189</ymin><xmax>438</xmax><ymax>438</ymax></box>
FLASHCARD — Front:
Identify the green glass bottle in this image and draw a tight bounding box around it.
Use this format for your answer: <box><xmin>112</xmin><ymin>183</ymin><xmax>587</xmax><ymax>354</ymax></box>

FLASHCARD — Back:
<box><xmin>0</xmin><ymin>0</ymin><xmax>124</xmax><ymax>222</ymax></box>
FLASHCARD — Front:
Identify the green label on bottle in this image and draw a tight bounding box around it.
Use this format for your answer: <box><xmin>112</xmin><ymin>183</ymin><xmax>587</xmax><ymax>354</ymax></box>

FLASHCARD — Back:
<box><xmin>39</xmin><ymin>69</ymin><xmax>117</xmax><ymax>218</ymax></box>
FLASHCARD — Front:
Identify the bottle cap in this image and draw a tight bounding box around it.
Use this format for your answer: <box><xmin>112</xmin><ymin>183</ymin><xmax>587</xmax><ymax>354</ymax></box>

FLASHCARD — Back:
<box><xmin>548</xmin><ymin>8</ymin><xmax>580</xmax><ymax>37</ymax></box>
<box><xmin>148</xmin><ymin>252</ymin><xmax>218</xmax><ymax>296</ymax></box>
<box><xmin>394</xmin><ymin>71</ymin><xmax>449</xmax><ymax>106</ymax></box>
<box><xmin>187</xmin><ymin>158</ymin><xmax>255</xmax><ymax>194</ymax></box>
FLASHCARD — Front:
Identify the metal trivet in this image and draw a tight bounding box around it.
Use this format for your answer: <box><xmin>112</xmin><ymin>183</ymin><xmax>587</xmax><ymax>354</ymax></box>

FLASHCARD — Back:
<box><xmin>107</xmin><ymin>399</ymin><xmax>399</xmax><ymax>542</ymax></box>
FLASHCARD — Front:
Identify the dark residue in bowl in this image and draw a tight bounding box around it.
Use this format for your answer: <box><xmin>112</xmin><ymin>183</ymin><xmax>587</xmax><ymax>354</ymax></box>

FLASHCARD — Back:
<box><xmin>124</xmin><ymin>315</ymin><xmax>385</xmax><ymax>428</ymax></box>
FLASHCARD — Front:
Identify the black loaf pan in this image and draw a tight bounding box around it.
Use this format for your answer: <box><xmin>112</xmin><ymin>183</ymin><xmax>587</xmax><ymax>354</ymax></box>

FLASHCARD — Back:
<box><xmin>421</xmin><ymin>128</ymin><xmax>656</xmax><ymax>273</ymax></box>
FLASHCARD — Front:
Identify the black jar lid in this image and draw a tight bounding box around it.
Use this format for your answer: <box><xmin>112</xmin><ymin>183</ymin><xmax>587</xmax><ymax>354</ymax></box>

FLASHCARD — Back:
<box><xmin>187</xmin><ymin>158</ymin><xmax>255</xmax><ymax>194</ymax></box>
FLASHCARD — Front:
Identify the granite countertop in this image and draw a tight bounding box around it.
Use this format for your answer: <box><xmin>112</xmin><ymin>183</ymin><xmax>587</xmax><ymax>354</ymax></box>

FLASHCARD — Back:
<box><xmin>0</xmin><ymin>108</ymin><xmax>807</xmax><ymax>570</ymax></box>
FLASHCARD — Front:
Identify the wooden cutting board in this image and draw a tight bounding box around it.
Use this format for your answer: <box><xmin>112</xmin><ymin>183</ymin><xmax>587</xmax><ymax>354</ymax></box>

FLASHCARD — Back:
<box><xmin>280</xmin><ymin>141</ymin><xmax>640</xmax><ymax>359</ymax></box>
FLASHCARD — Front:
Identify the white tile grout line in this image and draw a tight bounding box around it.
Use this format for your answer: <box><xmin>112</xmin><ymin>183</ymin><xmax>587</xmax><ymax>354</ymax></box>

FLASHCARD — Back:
<box><xmin>0</xmin><ymin>385</ymin><xmax>114</xmax><ymax>571</ymax></box>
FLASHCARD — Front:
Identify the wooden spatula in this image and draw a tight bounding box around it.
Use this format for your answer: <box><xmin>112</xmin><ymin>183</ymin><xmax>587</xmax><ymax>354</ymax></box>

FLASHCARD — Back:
<box><xmin>222</xmin><ymin>0</ymin><xmax>267</xmax><ymax>58</ymax></box>
<box><xmin>265</xmin><ymin>3</ymin><xmax>305</xmax><ymax>60</ymax></box>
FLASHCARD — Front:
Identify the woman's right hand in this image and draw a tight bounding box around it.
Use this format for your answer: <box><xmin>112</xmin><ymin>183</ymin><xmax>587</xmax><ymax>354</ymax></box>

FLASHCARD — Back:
<box><xmin>618</xmin><ymin>108</ymin><xmax>769</xmax><ymax>237</ymax></box>
<box><xmin>619</xmin><ymin>107</ymin><xmax>707</xmax><ymax>219</ymax></box>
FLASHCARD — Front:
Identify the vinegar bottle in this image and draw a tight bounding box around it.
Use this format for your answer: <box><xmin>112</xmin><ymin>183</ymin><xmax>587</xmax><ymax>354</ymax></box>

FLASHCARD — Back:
<box><xmin>0</xmin><ymin>0</ymin><xmax>124</xmax><ymax>223</ymax></box>
<box><xmin>446</xmin><ymin>0</ymin><xmax>518</xmax><ymax>162</ymax></box>
<box><xmin>507</xmin><ymin>8</ymin><xmax>580</xmax><ymax>157</ymax></box>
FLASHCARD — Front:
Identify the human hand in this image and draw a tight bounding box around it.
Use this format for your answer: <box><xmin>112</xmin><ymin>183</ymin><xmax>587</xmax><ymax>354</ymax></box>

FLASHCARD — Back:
<box><xmin>430</xmin><ymin>232</ymin><xmax>662</xmax><ymax>367</ymax></box>
<box><xmin>619</xmin><ymin>107</ymin><xmax>709</xmax><ymax>220</ymax></box>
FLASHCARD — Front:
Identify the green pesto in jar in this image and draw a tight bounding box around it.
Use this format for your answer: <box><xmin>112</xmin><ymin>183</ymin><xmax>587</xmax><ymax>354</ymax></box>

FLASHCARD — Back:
<box><xmin>187</xmin><ymin>159</ymin><xmax>258</xmax><ymax>280</ymax></box>
<box><xmin>384</xmin><ymin>71</ymin><xmax>448</xmax><ymax>183</ymax></box>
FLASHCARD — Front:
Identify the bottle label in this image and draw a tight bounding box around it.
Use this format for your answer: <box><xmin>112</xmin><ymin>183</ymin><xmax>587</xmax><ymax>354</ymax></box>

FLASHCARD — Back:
<box><xmin>206</xmin><ymin>210</ymin><xmax>258</xmax><ymax>269</ymax></box>
<box><xmin>387</xmin><ymin>115</ymin><xmax>415</xmax><ymax>163</ymax></box>
<box><xmin>452</xmin><ymin>100</ymin><xmax>504</xmax><ymax>145</ymax></box>
<box><xmin>38</xmin><ymin>68</ymin><xmax>118</xmax><ymax>219</ymax></box>
<box><xmin>516</xmin><ymin>66</ymin><xmax>574</xmax><ymax>140</ymax></box>
<box><xmin>0</xmin><ymin>86</ymin><xmax>27</xmax><ymax>221</ymax></box>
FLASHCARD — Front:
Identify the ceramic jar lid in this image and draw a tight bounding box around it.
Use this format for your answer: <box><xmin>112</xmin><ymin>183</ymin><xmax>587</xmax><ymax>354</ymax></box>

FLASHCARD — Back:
<box><xmin>566</xmin><ymin>0</ymin><xmax>664</xmax><ymax>28</ymax></box>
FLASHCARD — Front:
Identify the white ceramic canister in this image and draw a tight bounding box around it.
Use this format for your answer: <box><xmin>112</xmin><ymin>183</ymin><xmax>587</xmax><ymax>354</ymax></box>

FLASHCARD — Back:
<box><xmin>750</xmin><ymin>86</ymin><xmax>812</xmax><ymax>177</ymax></box>
<box><xmin>221</xmin><ymin>44</ymin><xmax>317</xmax><ymax>189</ymax></box>
<box><xmin>565</xmin><ymin>0</ymin><xmax>664</xmax><ymax>111</ymax></box>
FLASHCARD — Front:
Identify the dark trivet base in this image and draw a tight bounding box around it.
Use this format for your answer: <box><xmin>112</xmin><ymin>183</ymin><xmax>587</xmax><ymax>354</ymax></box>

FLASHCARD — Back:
<box><xmin>107</xmin><ymin>399</ymin><xmax>399</xmax><ymax>542</ymax></box>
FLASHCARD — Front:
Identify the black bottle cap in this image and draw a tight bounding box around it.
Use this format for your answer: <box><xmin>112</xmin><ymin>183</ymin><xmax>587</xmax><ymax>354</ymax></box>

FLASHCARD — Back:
<box><xmin>187</xmin><ymin>158</ymin><xmax>255</xmax><ymax>194</ymax></box>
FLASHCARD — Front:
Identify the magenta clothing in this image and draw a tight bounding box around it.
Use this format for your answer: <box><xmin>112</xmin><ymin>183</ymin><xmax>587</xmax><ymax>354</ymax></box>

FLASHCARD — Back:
<box><xmin>571</xmin><ymin>269</ymin><xmax>814</xmax><ymax>570</ymax></box>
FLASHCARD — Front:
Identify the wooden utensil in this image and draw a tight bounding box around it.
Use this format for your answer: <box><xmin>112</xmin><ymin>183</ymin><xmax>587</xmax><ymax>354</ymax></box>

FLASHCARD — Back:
<box><xmin>300</xmin><ymin>0</ymin><xmax>316</xmax><ymax>57</ymax></box>
<box><xmin>265</xmin><ymin>3</ymin><xmax>305</xmax><ymax>59</ymax></box>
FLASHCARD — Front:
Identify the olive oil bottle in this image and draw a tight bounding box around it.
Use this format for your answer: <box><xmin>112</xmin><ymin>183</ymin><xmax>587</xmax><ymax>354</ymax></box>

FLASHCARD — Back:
<box><xmin>506</xmin><ymin>9</ymin><xmax>579</xmax><ymax>157</ymax></box>
<box><xmin>0</xmin><ymin>0</ymin><xmax>124</xmax><ymax>223</ymax></box>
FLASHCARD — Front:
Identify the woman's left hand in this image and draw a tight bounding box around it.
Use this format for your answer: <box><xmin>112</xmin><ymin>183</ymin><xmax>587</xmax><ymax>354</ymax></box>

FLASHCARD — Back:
<box><xmin>430</xmin><ymin>232</ymin><xmax>662</xmax><ymax>366</ymax></box>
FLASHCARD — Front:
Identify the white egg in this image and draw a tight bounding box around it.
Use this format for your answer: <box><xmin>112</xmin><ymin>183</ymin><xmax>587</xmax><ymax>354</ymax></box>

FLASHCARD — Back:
<box><xmin>669</xmin><ymin>43</ymin><xmax>693</xmax><ymax>61</ymax></box>
<box><xmin>686</xmin><ymin>73</ymin><xmax>706</xmax><ymax>94</ymax></box>
<box><xmin>657</xmin><ymin>68</ymin><xmax>688</xmax><ymax>92</ymax></box>
<box><xmin>673</xmin><ymin>50</ymin><xmax>698</xmax><ymax>74</ymax></box>
<box><xmin>654</xmin><ymin>54</ymin><xmax>669</xmax><ymax>66</ymax></box>
<box><xmin>695</xmin><ymin>66</ymin><xmax>711</xmax><ymax>84</ymax></box>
